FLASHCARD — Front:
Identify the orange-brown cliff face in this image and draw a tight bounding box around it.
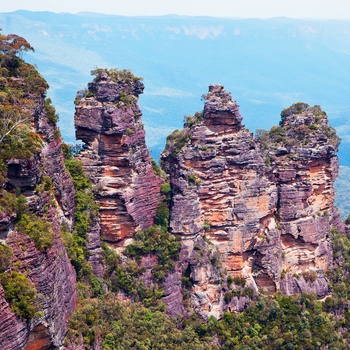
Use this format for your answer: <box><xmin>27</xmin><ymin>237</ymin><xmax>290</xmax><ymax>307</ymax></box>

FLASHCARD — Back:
<box><xmin>75</xmin><ymin>69</ymin><xmax>163</xmax><ymax>247</ymax></box>
<box><xmin>161</xmin><ymin>85</ymin><xmax>343</xmax><ymax>318</ymax></box>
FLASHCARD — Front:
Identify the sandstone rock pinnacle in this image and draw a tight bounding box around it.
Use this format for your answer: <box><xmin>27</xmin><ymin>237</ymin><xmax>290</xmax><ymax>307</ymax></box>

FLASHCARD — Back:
<box><xmin>161</xmin><ymin>85</ymin><xmax>343</xmax><ymax>318</ymax></box>
<box><xmin>75</xmin><ymin>69</ymin><xmax>163</xmax><ymax>247</ymax></box>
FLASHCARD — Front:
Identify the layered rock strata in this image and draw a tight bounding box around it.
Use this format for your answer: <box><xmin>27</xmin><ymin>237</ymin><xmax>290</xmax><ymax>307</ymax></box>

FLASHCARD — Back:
<box><xmin>75</xmin><ymin>69</ymin><xmax>163</xmax><ymax>247</ymax></box>
<box><xmin>0</xmin><ymin>74</ymin><xmax>77</xmax><ymax>348</ymax></box>
<box><xmin>161</xmin><ymin>85</ymin><xmax>342</xmax><ymax>317</ymax></box>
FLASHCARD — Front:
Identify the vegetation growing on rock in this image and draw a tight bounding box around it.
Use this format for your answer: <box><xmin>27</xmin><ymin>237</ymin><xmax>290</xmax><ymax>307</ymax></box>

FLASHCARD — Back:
<box><xmin>63</xmin><ymin>154</ymin><xmax>99</xmax><ymax>281</ymax></box>
<box><xmin>91</xmin><ymin>67</ymin><xmax>142</xmax><ymax>84</ymax></box>
<box><xmin>0</xmin><ymin>271</ymin><xmax>38</xmax><ymax>319</ymax></box>
<box><xmin>16</xmin><ymin>213</ymin><xmax>55</xmax><ymax>251</ymax></box>
<box><xmin>67</xmin><ymin>227</ymin><xmax>350</xmax><ymax>348</ymax></box>
<box><xmin>66</xmin><ymin>295</ymin><xmax>209</xmax><ymax>350</ymax></box>
<box><xmin>0</xmin><ymin>32</ymin><xmax>77</xmax><ymax>346</ymax></box>
<box><xmin>164</xmin><ymin>128</ymin><xmax>191</xmax><ymax>156</ymax></box>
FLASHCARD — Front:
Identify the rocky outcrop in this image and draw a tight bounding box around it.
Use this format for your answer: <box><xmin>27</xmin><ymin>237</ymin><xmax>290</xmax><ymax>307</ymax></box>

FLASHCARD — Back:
<box><xmin>161</xmin><ymin>85</ymin><xmax>342</xmax><ymax>318</ymax></box>
<box><xmin>259</xmin><ymin>102</ymin><xmax>342</xmax><ymax>296</ymax></box>
<box><xmin>74</xmin><ymin>69</ymin><xmax>163</xmax><ymax>247</ymax></box>
<box><xmin>5</xmin><ymin>226</ymin><xmax>76</xmax><ymax>349</ymax></box>
<box><xmin>0</xmin><ymin>71</ymin><xmax>77</xmax><ymax>348</ymax></box>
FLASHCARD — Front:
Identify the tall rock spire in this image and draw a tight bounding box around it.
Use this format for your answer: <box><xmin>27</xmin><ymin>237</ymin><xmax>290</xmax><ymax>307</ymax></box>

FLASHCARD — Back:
<box><xmin>161</xmin><ymin>86</ymin><xmax>343</xmax><ymax>318</ymax></box>
<box><xmin>75</xmin><ymin>69</ymin><xmax>163</xmax><ymax>247</ymax></box>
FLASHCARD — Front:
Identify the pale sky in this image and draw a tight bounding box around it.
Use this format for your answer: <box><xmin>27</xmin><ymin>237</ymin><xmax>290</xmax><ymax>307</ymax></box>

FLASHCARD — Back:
<box><xmin>1</xmin><ymin>0</ymin><xmax>350</xmax><ymax>19</ymax></box>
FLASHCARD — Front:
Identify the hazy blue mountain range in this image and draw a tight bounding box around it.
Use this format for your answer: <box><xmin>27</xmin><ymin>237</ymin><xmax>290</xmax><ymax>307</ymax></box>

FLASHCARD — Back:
<box><xmin>0</xmin><ymin>10</ymin><xmax>350</xmax><ymax>214</ymax></box>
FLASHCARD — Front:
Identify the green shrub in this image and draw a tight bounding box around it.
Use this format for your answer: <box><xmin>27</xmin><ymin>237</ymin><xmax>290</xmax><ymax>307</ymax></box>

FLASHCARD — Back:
<box><xmin>65</xmin><ymin>158</ymin><xmax>91</xmax><ymax>191</ymax></box>
<box><xmin>16</xmin><ymin>213</ymin><xmax>55</xmax><ymax>251</ymax></box>
<box><xmin>61</xmin><ymin>143</ymin><xmax>72</xmax><ymax>160</ymax></box>
<box><xmin>44</xmin><ymin>98</ymin><xmax>58</xmax><ymax>124</ymax></box>
<box><xmin>165</xmin><ymin>128</ymin><xmax>191</xmax><ymax>156</ymax></box>
<box><xmin>0</xmin><ymin>122</ymin><xmax>43</xmax><ymax>160</ymax></box>
<box><xmin>309</xmin><ymin>124</ymin><xmax>319</xmax><ymax>130</ymax></box>
<box><xmin>203</xmin><ymin>220</ymin><xmax>211</xmax><ymax>231</ymax></box>
<box><xmin>188</xmin><ymin>173</ymin><xmax>200</xmax><ymax>186</ymax></box>
<box><xmin>0</xmin><ymin>189</ymin><xmax>27</xmax><ymax>216</ymax></box>
<box><xmin>302</xmin><ymin>270</ymin><xmax>318</xmax><ymax>283</ymax></box>
<box><xmin>64</xmin><ymin>158</ymin><xmax>98</xmax><ymax>280</ymax></box>
<box><xmin>53</xmin><ymin>129</ymin><xmax>61</xmax><ymax>140</ymax></box>
<box><xmin>120</xmin><ymin>93</ymin><xmax>136</xmax><ymax>106</ymax></box>
<box><xmin>268</xmin><ymin>126</ymin><xmax>286</xmax><ymax>143</ymax></box>
<box><xmin>125</xmin><ymin>127</ymin><xmax>133</xmax><ymax>136</ymax></box>
<box><xmin>227</xmin><ymin>275</ymin><xmax>234</xmax><ymax>287</ymax></box>
<box><xmin>61</xmin><ymin>227</ymin><xmax>91</xmax><ymax>280</ymax></box>
<box><xmin>125</xmin><ymin>225</ymin><xmax>180</xmax><ymax>283</ymax></box>
<box><xmin>345</xmin><ymin>214</ymin><xmax>350</xmax><ymax>226</ymax></box>
<box><xmin>184</xmin><ymin>111</ymin><xmax>203</xmax><ymax>128</ymax></box>
<box><xmin>155</xmin><ymin>201</ymin><xmax>170</xmax><ymax>227</ymax></box>
<box><xmin>232</xmin><ymin>276</ymin><xmax>246</xmax><ymax>287</ymax></box>
<box><xmin>160</xmin><ymin>183</ymin><xmax>171</xmax><ymax>195</ymax></box>
<box><xmin>0</xmin><ymin>271</ymin><xmax>37</xmax><ymax>319</ymax></box>
<box><xmin>151</xmin><ymin>158</ymin><xmax>162</xmax><ymax>177</ymax></box>
<box><xmin>242</xmin><ymin>287</ymin><xmax>254</xmax><ymax>298</ymax></box>
<box><xmin>41</xmin><ymin>175</ymin><xmax>53</xmax><ymax>191</ymax></box>
<box><xmin>0</xmin><ymin>243</ymin><xmax>13</xmax><ymax>273</ymax></box>
<box><xmin>85</xmin><ymin>91</ymin><xmax>94</xmax><ymax>98</ymax></box>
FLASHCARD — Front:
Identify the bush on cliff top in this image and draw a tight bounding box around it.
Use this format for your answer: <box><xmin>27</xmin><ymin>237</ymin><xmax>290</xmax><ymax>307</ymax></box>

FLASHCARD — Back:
<box><xmin>91</xmin><ymin>67</ymin><xmax>142</xmax><ymax>83</ymax></box>
<box><xmin>164</xmin><ymin>128</ymin><xmax>191</xmax><ymax>156</ymax></box>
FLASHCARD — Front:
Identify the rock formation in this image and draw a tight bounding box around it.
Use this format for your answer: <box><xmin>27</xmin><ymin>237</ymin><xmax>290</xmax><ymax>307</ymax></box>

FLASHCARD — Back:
<box><xmin>1</xmin><ymin>29</ymin><xmax>346</xmax><ymax>348</ymax></box>
<box><xmin>0</xmin><ymin>65</ymin><xmax>77</xmax><ymax>348</ymax></box>
<box><xmin>1</xmin><ymin>61</ymin><xmax>342</xmax><ymax>344</ymax></box>
<box><xmin>161</xmin><ymin>85</ymin><xmax>342</xmax><ymax>318</ymax></box>
<box><xmin>74</xmin><ymin>69</ymin><xmax>163</xmax><ymax>247</ymax></box>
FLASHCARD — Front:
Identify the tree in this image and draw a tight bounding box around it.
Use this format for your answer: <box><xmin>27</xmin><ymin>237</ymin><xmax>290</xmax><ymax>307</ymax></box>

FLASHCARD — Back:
<box><xmin>0</xmin><ymin>32</ymin><xmax>34</xmax><ymax>144</ymax></box>
<box><xmin>0</xmin><ymin>33</ymin><xmax>34</xmax><ymax>57</ymax></box>
<box><xmin>0</xmin><ymin>104</ymin><xmax>31</xmax><ymax>145</ymax></box>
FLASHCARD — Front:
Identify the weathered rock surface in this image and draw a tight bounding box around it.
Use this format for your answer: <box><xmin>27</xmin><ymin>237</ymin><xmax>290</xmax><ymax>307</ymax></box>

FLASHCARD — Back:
<box><xmin>0</xmin><ymin>285</ymin><xmax>28</xmax><ymax>350</ymax></box>
<box><xmin>5</xmin><ymin>228</ymin><xmax>76</xmax><ymax>349</ymax></box>
<box><xmin>75</xmin><ymin>70</ymin><xmax>163</xmax><ymax>247</ymax></box>
<box><xmin>0</xmin><ymin>74</ymin><xmax>77</xmax><ymax>349</ymax></box>
<box><xmin>161</xmin><ymin>85</ymin><xmax>343</xmax><ymax>318</ymax></box>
